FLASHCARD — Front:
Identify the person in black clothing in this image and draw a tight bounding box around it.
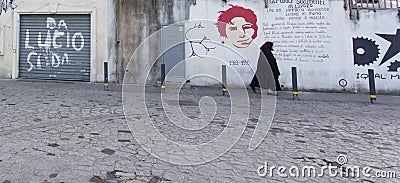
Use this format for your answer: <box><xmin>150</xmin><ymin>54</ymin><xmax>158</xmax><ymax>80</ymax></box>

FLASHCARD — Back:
<box><xmin>250</xmin><ymin>41</ymin><xmax>281</xmax><ymax>92</ymax></box>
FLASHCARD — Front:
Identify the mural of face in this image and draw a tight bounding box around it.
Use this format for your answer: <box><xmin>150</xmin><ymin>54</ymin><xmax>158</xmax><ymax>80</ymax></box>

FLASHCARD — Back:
<box><xmin>226</xmin><ymin>17</ymin><xmax>255</xmax><ymax>48</ymax></box>
<box><xmin>216</xmin><ymin>5</ymin><xmax>258</xmax><ymax>49</ymax></box>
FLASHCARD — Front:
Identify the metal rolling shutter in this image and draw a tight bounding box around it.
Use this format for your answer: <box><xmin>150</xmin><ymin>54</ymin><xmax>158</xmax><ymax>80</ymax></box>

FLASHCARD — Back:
<box><xmin>19</xmin><ymin>14</ymin><xmax>91</xmax><ymax>81</ymax></box>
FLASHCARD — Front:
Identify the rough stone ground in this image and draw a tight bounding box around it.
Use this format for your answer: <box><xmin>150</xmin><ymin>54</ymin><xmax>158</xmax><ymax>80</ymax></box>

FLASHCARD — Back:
<box><xmin>0</xmin><ymin>80</ymin><xmax>398</xmax><ymax>183</ymax></box>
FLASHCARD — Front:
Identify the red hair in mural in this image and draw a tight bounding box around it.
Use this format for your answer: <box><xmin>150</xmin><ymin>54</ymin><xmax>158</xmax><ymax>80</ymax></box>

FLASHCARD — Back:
<box><xmin>216</xmin><ymin>5</ymin><xmax>258</xmax><ymax>40</ymax></box>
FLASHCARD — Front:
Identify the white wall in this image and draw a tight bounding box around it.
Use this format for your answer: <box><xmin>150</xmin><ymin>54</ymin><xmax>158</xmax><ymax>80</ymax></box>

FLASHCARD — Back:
<box><xmin>0</xmin><ymin>0</ymin><xmax>115</xmax><ymax>82</ymax></box>
<box><xmin>350</xmin><ymin>9</ymin><xmax>400</xmax><ymax>93</ymax></box>
<box><xmin>187</xmin><ymin>0</ymin><xmax>400</xmax><ymax>93</ymax></box>
<box><xmin>0</xmin><ymin>3</ymin><xmax>13</xmax><ymax>79</ymax></box>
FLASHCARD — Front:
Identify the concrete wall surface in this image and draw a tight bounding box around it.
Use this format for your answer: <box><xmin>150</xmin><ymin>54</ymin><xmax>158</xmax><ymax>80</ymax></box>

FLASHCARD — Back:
<box><xmin>115</xmin><ymin>0</ymin><xmax>190</xmax><ymax>84</ymax></box>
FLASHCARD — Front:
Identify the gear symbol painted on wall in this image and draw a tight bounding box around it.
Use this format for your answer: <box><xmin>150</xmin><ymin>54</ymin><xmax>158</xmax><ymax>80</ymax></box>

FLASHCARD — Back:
<box><xmin>353</xmin><ymin>37</ymin><xmax>380</xmax><ymax>66</ymax></box>
<box><xmin>388</xmin><ymin>60</ymin><xmax>400</xmax><ymax>72</ymax></box>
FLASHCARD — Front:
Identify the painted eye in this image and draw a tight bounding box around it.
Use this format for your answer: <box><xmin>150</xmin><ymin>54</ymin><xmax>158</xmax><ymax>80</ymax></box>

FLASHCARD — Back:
<box><xmin>229</xmin><ymin>26</ymin><xmax>238</xmax><ymax>31</ymax></box>
<box><xmin>243</xmin><ymin>24</ymin><xmax>252</xmax><ymax>29</ymax></box>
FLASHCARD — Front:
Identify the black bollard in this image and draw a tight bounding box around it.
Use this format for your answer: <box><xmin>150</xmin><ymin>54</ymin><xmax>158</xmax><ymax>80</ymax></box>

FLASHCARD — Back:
<box><xmin>292</xmin><ymin>67</ymin><xmax>299</xmax><ymax>100</ymax></box>
<box><xmin>161</xmin><ymin>63</ymin><xmax>166</xmax><ymax>89</ymax></box>
<box><xmin>103</xmin><ymin>62</ymin><xmax>109</xmax><ymax>90</ymax></box>
<box><xmin>368</xmin><ymin>69</ymin><xmax>377</xmax><ymax>104</ymax></box>
<box><xmin>222</xmin><ymin>65</ymin><xmax>227</xmax><ymax>96</ymax></box>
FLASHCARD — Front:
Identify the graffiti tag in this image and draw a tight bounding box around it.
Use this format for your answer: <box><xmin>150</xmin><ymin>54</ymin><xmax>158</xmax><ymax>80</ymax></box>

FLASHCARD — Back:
<box><xmin>24</xmin><ymin>17</ymin><xmax>85</xmax><ymax>72</ymax></box>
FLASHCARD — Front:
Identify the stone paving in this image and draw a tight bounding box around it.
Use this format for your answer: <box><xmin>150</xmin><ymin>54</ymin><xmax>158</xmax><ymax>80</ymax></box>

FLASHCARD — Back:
<box><xmin>0</xmin><ymin>80</ymin><xmax>399</xmax><ymax>183</ymax></box>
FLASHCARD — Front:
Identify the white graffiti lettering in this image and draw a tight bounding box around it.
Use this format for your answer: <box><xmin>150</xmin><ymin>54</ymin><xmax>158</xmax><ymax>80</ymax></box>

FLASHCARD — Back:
<box><xmin>51</xmin><ymin>53</ymin><xmax>69</xmax><ymax>67</ymax></box>
<box><xmin>67</xmin><ymin>32</ymin><xmax>70</xmax><ymax>48</ymax></box>
<box><xmin>46</xmin><ymin>17</ymin><xmax>56</xmax><ymax>29</ymax></box>
<box><xmin>72</xmin><ymin>32</ymin><xmax>84</xmax><ymax>51</ymax></box>
<box><xmin>27</xmin><ymin>52</ymin><xmax>37</xmax><ymax>71</ymax></box>
<box><xmin>51</xmin><ymin>53</ymin><xmax>60</xmax><ymax>67</ymax></box>
<box><xmin>27</xmin><ymin>52</ymin><xmax>69</xmax><ymax>69</ymax></box>
<box><xmin>37</xmin><ymin>54</ymin><xmax>42</xmax><ymax>69</ymax></box>
<box><xmin>25</xmin><ymin>30</ymin><xmax>34</xmax><ymax>49</ymax></box>
<box><xmin>53</xmin><ymin>30</ymin><xmax>65</xmax><ymax>49</ymax></box>
<box><xmin>24</xmin><ymin>17</ymin><xmax>85</xmax><ymax>72</ymax></box>
<box><xmin>61</xmin><ymin>53</ymin><xmax>69</xmax><ymax>65</ymax></box>
<box><xmin>58</xmin><ymin>20</ymin><xmax>68</xmax><ymax>30</ymax></box>
<box><xmin>38</xmin><ymin>30</ymin><xmax>52</xmax><ymax>48</ymax></box>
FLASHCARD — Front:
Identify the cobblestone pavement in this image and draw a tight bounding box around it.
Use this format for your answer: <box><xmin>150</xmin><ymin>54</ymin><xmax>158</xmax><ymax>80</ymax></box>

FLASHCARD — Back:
<box><xmin>0</xmin><ymin>80</ymin><xmax>399</xmax><ymax>183</ymax></box>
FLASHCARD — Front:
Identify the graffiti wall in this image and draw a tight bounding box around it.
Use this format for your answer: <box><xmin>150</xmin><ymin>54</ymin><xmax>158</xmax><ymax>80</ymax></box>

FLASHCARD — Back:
<box><xmin>22</xmin><ymin>17</ymin><xmax>86</xmax><ymax>70</ymax></box>
<box><xmin>0</xmin><ymin>0</ymin><xmax>115</xmax><ymax>82</ymax></box>
<box><xmin>184</xmin><ymin>16</ymin><xmax>260</xmax><ymax>86</ymax></box>
<box><xmin>187</xmin><ymin>0</ymin><xmax>400</xmax><ymax>92</ymax></box>
<box><xmin>351</xmin><ymin>10</ymin><xmax>400</xmax><ymax>93</ymax></box>
<box><xmin>19</xmin><ymin>15</ymin><xmax>91</xmax><ymax>81</ymax></box>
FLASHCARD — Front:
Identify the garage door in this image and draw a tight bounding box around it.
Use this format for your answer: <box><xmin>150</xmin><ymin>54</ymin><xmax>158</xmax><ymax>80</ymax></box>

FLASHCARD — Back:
<box><xmin>19</xmin><ymin>14</ymin><xmax>91</xmax><ymax>81</ymax></box>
